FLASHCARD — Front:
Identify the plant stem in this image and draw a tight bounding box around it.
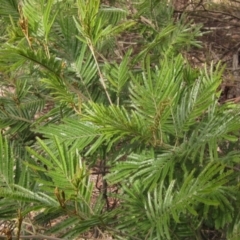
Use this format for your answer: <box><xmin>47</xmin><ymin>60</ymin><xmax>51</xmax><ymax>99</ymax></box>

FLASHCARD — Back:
<box><xmin>0</xmin><ymin>235</ymin><xmax>62</xmax><ymax>240</ymax></box>
<box><xmin>87</xmin><ymin>39</ymin><xmax>113</xmax><ymax>105</ymax></box>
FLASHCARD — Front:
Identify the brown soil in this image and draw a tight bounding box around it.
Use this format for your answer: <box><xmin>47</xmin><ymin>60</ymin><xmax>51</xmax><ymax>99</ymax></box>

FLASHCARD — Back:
<box><xmin>178</xmin><ymin>0</ymin><xmax>240</xmax><ymax>103</ymax></box>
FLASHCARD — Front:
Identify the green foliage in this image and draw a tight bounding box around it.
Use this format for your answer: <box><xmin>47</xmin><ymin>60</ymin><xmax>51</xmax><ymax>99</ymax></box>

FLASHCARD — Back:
<box><xmin>0</xmin><ymin>0</ymin><xmax>19</xmax><ymax>22</ymax></box>
<box><xmin>114</xmin><ymin>162</ymin><xmax>234</xmax><ymax>239</ymax></box>
<box><xmin>0</xmin><ymin>0</ymin><xmax>240</xmax><ymax>239</ymax></box>
<box><xmin>0</xmin><ymin>134</ymin><xmax>32</xmax><ymax>221</ymax></box>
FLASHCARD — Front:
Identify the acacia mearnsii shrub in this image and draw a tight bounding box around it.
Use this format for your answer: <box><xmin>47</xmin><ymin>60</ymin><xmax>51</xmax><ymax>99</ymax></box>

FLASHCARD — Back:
<box><xmin>0</xmin><ymin>0</ymin><xmax>240</xmax><ymax>239</ymax></box>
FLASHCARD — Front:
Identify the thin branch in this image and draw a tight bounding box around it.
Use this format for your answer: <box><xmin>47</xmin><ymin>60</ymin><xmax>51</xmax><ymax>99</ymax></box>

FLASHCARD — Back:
<box><xmin>87</xmin><ymin>39</ymin><xmax>113</xmax><ymax>105</ymax></box>
<box><xmin>0</xmin><ymin>235</ymin><xmax>63</xmax><ymax>240</ymax></box>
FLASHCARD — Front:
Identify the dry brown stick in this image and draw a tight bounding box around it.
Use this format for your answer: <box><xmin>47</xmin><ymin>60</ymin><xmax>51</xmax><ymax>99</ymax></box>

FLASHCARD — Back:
<box><xmin>0</xmin><ymin>235</ymin><xmax>63</xmax><ymax>240</ymax></box>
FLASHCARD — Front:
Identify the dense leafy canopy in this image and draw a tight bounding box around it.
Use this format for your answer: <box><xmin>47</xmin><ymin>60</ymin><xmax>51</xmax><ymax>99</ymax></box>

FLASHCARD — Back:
<box><xmin>0</xmin><ymin>0</ymin><xmax>240</xmax><ymax>239</ymax></box>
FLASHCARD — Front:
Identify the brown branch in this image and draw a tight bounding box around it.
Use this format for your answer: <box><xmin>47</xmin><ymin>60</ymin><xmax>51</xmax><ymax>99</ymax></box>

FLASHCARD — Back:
<box><xmin>0</xmin><ymin>235</ymin><xmax>62</xmax><ymax>240</ymax></box>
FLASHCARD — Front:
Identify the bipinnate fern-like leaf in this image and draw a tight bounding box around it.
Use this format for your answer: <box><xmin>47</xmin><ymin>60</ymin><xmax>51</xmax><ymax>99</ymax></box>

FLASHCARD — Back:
<box><xmin>71</xmin><ymin>43</ymin><xmax>98</xmax><ymax>88</ymax></box>
<box><xmin>84</xmin><ymin>102</ymin><xmax>152</xmax><ymax>147</ymax></box>
<box><xmin>0</xmin><ymin>79</ymin><xmax>46</xmax><ymax>141</ymax></box>
<box><xmin>36</xmin><ymin>118</ymin><xmax>106</xmax><ymax>154</ymax></box>
<box><xmin>107</xmin><ymin>150</ymin><xmax>175</xmax><ymax>191</ymax></box>
<box><xmin>21</xmin><ymin>0</ymin><xmax>58</xmax><ymax>41</ymax></box>
<box><xmin>130</xmin><ymin>55</ymin><xmax>184</xmax><ymax>126</ymax></box>
<box><xmin>0</xmin><ymin>134</ymin><xmax>110</xmax><ymax>237</ymax></box>
<box><xmin>40</xmin><ymin>76</ymin><xmax>77</xmax><ymax>108</ymax></box>
<box><xmin>173</xmin><ymin>62</ymin><xmax>223</xmax><ymax>134</ymax></box>
<box><xmin>98</xmin><ymin>6</ymin><xmax>127</xmax><ymax>26</ymax></box>
<box><xmin>104</xmin><ymin>50</ymin><xmax>131</xmax><ymax>103</ymax></box>
<box><xmin>115</xmin><ymin>162</ymin><xmax>233</xmax><ymax>239</ymax></box>
<box><xmin>0</xmin><ymin>134</ymin><xmax>14</xmax><ymax>186</ymax></box>
<box><xmin>1</xmin><ymin>186</ymin><xmax>59</xmax><ymax>207</ymax></box>
<box><xmin>0</xmin><ymin>134</ymin><xmax>33</xmax><ymax>219</ymax></box>
<box><xmin>25</xmin><ymin>137</ymin><xmax>112</xmax><ymax>237</ymax></box>
<box><xmin>0</xmin><ymin>45</ymin><xmax>63</xmax><ymax>75</ymax></box>
<box><xmin>0</xmin><ymin>134</ymin><xmax>32</xmax><ymax>190</ymax></box>
<box><xmin>74</xmin><ymin>0</ymin><xmax>135</xmax><ymax>46</ymax></box>
<box><xmin>0</xmin><ymin>0</ymin><xmax>19</xmax><ymax>22</ymax></box>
